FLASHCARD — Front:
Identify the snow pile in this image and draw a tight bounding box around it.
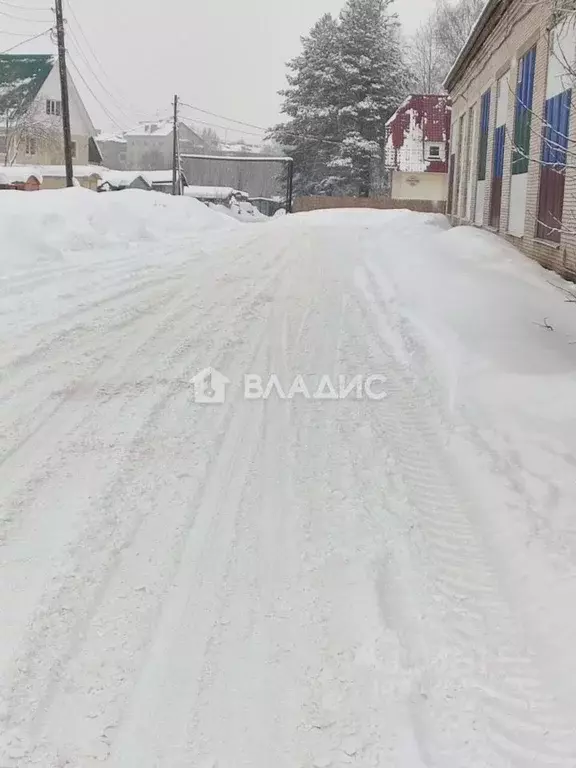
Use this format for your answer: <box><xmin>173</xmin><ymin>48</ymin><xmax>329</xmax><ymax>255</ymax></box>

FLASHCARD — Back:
<box><xmin>0</xmin><ymin>187</ymin><xmax>237</xmax><ymax>270</ymax></box>
<box><xmin>209</xmin><ymin>199</ymin><xmax>268</xmax><ymax>223</ymax></box>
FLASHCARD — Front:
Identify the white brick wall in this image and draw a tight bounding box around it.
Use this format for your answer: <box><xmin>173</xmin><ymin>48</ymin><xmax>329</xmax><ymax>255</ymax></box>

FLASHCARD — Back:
<box><xmin>448</xmin><ymin>0</ymin><xmax>576</xmax><ymax>280</ymax></box>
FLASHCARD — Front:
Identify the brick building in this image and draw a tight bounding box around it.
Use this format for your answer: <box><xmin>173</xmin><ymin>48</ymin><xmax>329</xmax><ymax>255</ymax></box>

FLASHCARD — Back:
<box><xmin>445</xmin><ymin>0</ymin><xmax>576</xmax><ymax>281</ymax></box>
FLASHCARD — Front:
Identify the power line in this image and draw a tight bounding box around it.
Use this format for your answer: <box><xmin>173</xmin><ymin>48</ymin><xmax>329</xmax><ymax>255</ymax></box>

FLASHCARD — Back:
<box><xmin>178</xmin><ymin>111</ymin><xmax>266</xmax><ymax>139</ymax></box>
<box><xmin>64</xmin><ymin>0</ymin><xmax>149</xmax><ymax>120</ymax></box>
<box><xmin>65</xmin><ymin>28</ymin><xmax>137</xmax><ymax>127</ymax></box>
<box><xmin>0</xmin><ymin>26</ymin><xmax>53</xmax><ymax>53</ymax></box>
<box><xmin>179</xmin><ymin>101</ymin><xmax>266</xmax><ymax>133</ymax></box>
<box><xmin>180</xmin><ymin>100</ymin><xmax>342</xmax><ymax>148</ymax></box>
<box><xmin>1</xmin><ymin>26</ymin><xmax>46</xmax><ymax>35</ymax></box>
<box><xmin>0</xmin><ymin>6</ymin><xmax>52</xmax><ymax>22</ymax></box>
<box><xmin>0</xmin><ymin>1</ymin><xmax>50</xmax><ymax>9</ymax></box>
<box><xmin>67</xmin><ymin>53</ymin><xmax>127</xmax><ymax>132</ymax></box>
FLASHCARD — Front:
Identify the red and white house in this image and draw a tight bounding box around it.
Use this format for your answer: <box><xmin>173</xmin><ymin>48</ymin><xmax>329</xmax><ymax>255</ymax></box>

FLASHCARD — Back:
<box><xmin>385</xmin><ymin>95</ymin><xmax>452</xmax><ymax>203</ymax></box>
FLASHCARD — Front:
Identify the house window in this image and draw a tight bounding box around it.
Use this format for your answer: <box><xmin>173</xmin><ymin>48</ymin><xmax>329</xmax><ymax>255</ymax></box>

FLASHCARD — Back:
<box><xmin>46</xmin><ymin>99</ymin><xmax>62</xmax><ymax>116</ymax></box>
<box><xmin>428</xmin><ymin>145</ymin><xmax>441</xmax><ymax>158</ymax></box>
<box><xmin>477</xmin><ymin>89</ymin><xmax>491</xmax><ymax>181</ymax></box>
<box><xmin>71</xmin><ymin>141</ymin><xmax>77</xmax><ymax>159</ymax></box>
<box><xmin>25</xmin><ymin>137</ymin><xmax>37</xmax><ymax>156</ymax></box>
<box><xmin>512</xmin><ymin>47</ymin><xmax>536</xmax><ymax>175</ymax></box>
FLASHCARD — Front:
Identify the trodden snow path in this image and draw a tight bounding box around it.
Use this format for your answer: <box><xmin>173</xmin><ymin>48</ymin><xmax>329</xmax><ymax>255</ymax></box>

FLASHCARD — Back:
<box><xmin>1</xmin><ymin>208</ymin><xmax>576</xmax><ymax>767</ymax></box>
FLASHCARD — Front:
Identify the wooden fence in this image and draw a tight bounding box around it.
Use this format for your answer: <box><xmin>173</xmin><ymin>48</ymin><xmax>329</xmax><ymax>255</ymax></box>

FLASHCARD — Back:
<box><xmin>293</xmin><ymin>196</ymin><xmax>446</xmax><ymax>214</ymax></box>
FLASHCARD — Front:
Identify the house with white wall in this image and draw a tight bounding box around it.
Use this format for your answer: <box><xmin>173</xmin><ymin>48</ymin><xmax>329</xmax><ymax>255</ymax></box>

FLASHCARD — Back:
<box><xmin>0</xmin><ymin>53</ymin><xmax>101</xmax><ymax>170</ymax></box>
<box><xmin>125</xmin><ymin>121</ymin><xmax>204</xmax><ymax>170</ymax></box>
<box><xmin>385</xmin><ymin>95</ymin><xmax>451</xmax><ymax>204</ymax></box>
<box><xmin>96</xmin><ymin>120</ymin><xmax>205</xmax><ymax>171</ymax></box>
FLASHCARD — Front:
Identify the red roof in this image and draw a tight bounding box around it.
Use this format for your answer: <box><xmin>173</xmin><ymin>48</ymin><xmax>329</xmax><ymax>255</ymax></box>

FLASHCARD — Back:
<box><xmin>386</xmin><ymin>95</ymin><xmax>452</xmax><ymax>173</ymax></box>
<box><xmin>387</xmin><ymin>95</ymin><xmax>451</xmax><ymax>146</ymax></box>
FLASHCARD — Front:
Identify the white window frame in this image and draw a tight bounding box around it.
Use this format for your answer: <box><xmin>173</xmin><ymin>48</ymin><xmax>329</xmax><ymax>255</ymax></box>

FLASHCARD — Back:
<box><xmin>46</xmin><ymin>99</ymin><xmax>62</xmax><ymax>117</ymax></box>
<box><xmin>25</xmin><ymin>136</ymin><xmax>37</xmax><ymax>156</ymax></box>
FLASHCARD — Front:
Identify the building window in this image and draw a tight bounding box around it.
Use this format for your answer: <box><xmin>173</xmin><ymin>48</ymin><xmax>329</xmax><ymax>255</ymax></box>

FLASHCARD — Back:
<box><xmin>536</xmin><ymin>27</ymin><xmax>572</xmax><ymax>243</ymax></box>
<box><xmin>512</xmin><ymin>47</ymin><xmax>536</xmax><ymax>175</ymax></box>
<box><xmin>25</xmin><ymin>137</ymin><xmax>37</xmax><ymax>156</ymax></box>
<box><xmin>477</xmin><ymin>89</ymin><xmax>491</xmax><ymax>181</ymax></box>
<box><xmin>428</xmin><ymin>145</ymin><xmax>441</xmax><ymax>158</ymax></box>
<box><xmin>46</xmin><ymin>99</ymin><xmax>62</xmax><ymax>116</ymax></box>
<box><xmin>71</xmin><ymin>141</ymin><xmax>77</xmax><ymax>159</ymax></box>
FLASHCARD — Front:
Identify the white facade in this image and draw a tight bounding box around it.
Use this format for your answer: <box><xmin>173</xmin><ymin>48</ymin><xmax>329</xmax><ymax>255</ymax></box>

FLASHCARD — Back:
<box><xmin>2</xmin><ymin>66</ymin><xmax>96</xmax><ymax>167</ymax></box>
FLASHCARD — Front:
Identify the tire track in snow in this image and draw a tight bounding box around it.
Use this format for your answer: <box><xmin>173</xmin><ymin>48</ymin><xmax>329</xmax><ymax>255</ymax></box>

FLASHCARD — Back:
<box><xmin>0</xmin><ymin>245</ymin><xmax>294</xmax><ymax>766</ymax></box>
<box><xmin>346</xmin><ymin>263</ymin><xmax>576</xmax><ymax>766</ymax></box>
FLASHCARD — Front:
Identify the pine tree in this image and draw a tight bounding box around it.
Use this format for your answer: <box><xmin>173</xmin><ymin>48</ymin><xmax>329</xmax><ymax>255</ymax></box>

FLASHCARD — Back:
<box><xmin>333</xmin><ymin>0</ymin><xmax>410</xmax><ymax>196</ymax></box>
<box><xmin>270</xmin><ymin>14</ymin><xmax>343</xmax><ymax>195</ymax></box>
<box><xmin>271</xmin><ymin>1</ymin><xmax>410</xmax><ymax>197</ymax></box>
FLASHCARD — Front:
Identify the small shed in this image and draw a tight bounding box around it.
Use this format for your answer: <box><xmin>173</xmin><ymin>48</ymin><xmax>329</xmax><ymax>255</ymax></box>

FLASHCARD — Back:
<box><xmin>249</xmin><ymin>197</ymin><xmax>284</xmax><ymax>217</ymax></box>
<box><xmin>98</xmin><ymin>171</ymin><xmax>153</xmax><ymax>192</ymax></box>
<box><xmin>37</xmin><ymin>165</ymin><xmax>104</xmax><ymax>190</ymax></box>
<box><xmin>0</xmin><ymin>169</ymin><xmax>42</xmax><ymax>191</ymax></box>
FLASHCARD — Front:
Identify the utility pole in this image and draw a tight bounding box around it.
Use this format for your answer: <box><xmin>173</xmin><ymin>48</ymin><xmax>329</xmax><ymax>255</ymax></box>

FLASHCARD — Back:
<box><xmin>286</xmin><ymin>158</ymin><xmax>294</xmax><ymax>214</ymax></box>
<box><xmin>172</xmin><ymin>94</ymin><xmax>179</xmax><ymax>195</ymax></box>
<box><xmin>54</xmin><ymin>0</ymin><xmax>74</xmax><ymax>188</ymax></box>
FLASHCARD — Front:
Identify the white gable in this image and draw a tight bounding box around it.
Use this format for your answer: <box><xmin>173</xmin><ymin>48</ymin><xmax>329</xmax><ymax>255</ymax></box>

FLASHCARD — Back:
<box><xmin>34</xmin><ymin>66</ymin><xmax>96</xmax><ymax>136</ymax></box>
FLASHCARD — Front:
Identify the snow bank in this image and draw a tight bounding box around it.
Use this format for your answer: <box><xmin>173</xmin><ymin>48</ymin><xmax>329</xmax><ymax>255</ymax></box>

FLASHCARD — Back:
<box><xmin>0</xmin><ymin>187</ymin><xmax>237</xmax><ymax>271</ymax></box>
<box><xmin>208</xmin><ymin>199</ymin><xmax>268</xmax><ymax>223</ymax></box>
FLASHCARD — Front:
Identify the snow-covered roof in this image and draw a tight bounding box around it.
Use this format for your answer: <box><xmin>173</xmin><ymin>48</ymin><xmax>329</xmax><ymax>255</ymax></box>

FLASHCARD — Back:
<box><xmin>100</xmin><ymin>170</ymin><xmax>152</xmax><ymax>188</ymax></box>
<box><xmin>386</xmin><ymin>95</ymin><xmax>451</xmax><ymax>143</ymax></box>
<box><xmin>444</xmin><ymin>0</ymin><xmax>501</xmax><ymax>91</ymax></box>
<box><xmin>184</xmin><ymin>186</ymin><xmax>247</xmax><ymax>201</ymax></box>
<box><xmin>0</xmin><ymin>55</ymin><xmax>55</xmax><ymax>118</ymax></box>
<box><xmin>220</xmin><ymin>142</ymin><xmax>263</xmax><ymax>155</ymax></box>
<box><xmin>0</xmin><ymin>168</ymin><xmax>43</xmax><ymax>184</ymax></box>
<box><xmin>126</xmin><ymin>123</ymin><xmax>173</xmax><ymax>138</ymax></box>
<box><xmin>0</xmin><ymin>164</ymin><xmax>106</xmax><ymax>181</ymax></box>
<box><xmin>97</xmin><ymin>132</ymin><xmax>126</xmax><ymax>145</ymax></box>
<box><xmin>38</xmin><ymin>164</ymin><xmax>106</xmax><ymax>178</ymax></box>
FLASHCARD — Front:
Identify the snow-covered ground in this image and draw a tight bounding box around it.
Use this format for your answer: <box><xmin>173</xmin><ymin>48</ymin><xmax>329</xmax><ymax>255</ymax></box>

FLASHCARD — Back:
<box><xmin>1</xmin><ymin>193</ymin><xmax>576</xmax><ymax>767</ymax></box>
<box><xmin>208</xmin><ymin>198</ymin><xmax>269</xmax><ymax>223</ymax></box>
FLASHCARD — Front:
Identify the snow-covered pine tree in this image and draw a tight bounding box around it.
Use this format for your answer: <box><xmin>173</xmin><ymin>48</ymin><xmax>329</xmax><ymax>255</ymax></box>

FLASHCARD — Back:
<box><xmin>333</xmin><ymin>0</ymin><xmax>410</xmax><ymax>196</ymax></box>
<box><xmin>269</xmin><ymin>14</ymin><xmax>342</xmax><ymax>195</ymax></box>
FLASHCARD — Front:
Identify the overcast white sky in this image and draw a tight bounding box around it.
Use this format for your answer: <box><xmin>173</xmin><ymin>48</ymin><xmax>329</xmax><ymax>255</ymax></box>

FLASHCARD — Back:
<box><xmin>0</xmin><ymin>0</ymin><xmax>436</xmax><ymax>138</ymax></box>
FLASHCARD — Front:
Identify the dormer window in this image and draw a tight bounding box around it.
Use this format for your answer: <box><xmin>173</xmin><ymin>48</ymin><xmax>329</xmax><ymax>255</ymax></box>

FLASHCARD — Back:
<box><xmin>429</xmin><ymin>145</ymin><xmax>441</xmax><ymax>158</ymax></box>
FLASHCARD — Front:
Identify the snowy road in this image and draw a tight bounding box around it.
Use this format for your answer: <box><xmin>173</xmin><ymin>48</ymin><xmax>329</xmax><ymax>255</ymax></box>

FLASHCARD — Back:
<box><xmin>2</xmin><ymin>206</ymin><xmax>576</xmax><ymax>767</ymax></box>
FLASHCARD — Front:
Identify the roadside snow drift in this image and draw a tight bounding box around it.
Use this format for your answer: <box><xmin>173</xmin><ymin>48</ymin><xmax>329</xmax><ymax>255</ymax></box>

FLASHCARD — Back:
<box><xmin>1</xmin><ymin>204</ymin><xmax>576</xmax><ymax>767</ymax></box>
<box><xmin>0</xmin><ymin>187</ymin><xmax>237</xmax><ymax>270</ymax></box>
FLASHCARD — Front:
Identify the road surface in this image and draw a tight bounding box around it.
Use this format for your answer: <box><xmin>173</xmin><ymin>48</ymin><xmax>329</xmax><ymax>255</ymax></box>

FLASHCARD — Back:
<box><xmin>2</xmin><ymin>209</ymin><xmax>576</xmax><ymax>767</ymax></box>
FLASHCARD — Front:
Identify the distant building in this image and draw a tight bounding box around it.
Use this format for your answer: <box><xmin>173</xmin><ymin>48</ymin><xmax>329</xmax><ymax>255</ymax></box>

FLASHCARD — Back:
<box><xmin>96</xmin><ymin>120</ymin><xmax>205</xmax><ymax>171</ymax></box>
<box><xmin>0</xmin><ymin>54</ymin><xmax>101</xmax><ymax>168</ymax></box>
<box><xmin>96</xmin><ymin>133</ymin><xmax>127</xmax><ymax>171</ymax></box>
<box><xmin>385</xmin><ymin>95</ymin><xmax>451</xmax><ymax>204</ymax></box>
<box><xmin>445</xmin><ymin>0</ymin><xmax>576</xmax><ymax>280</ymax></box>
